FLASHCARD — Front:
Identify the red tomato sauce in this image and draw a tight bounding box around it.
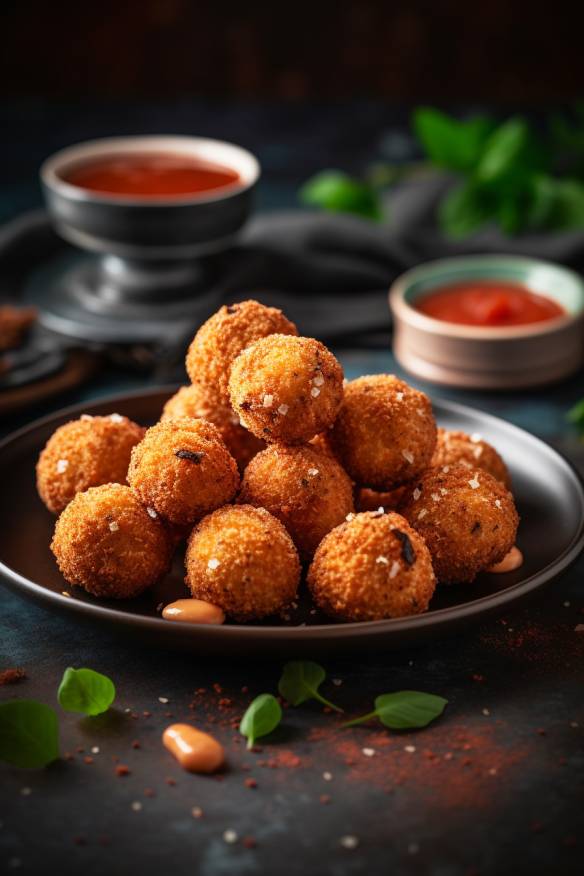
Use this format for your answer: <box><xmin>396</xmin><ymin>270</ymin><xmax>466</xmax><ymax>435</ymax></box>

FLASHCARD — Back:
<box><xmin>416</xmin><ymin>281</ymin><xmax>564</xmax><ymax>327</ymax></box>
<box><xmin>62</xmin><ymin>152</ymin><xmax>240</xmax><ymax>198</ymax></box>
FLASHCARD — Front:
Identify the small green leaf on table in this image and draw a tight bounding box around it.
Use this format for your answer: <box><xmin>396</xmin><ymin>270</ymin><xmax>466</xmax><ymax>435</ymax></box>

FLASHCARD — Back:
<box><xmin>57</xmin><ymin>667</ymin><xmax>115</xmax><ymax>716</ymax></box>
<box><xmin>239</xmin><ymin>694</ymin><xmax>282</xmax><ymax>750</ymax></box>
<box><xmin>0</xmin><ymin>700</ymin><xmax>59</xmax><ymax>768</ymax></box>
<box><xmin>344</xmin><ymin>690</ymin><xmax>447</xmax><ymax>729</ymax></box>
<box><xmin>278</xmin><ymin>660</ymin><xmax>342</xmax><ymax>712</ymax></box>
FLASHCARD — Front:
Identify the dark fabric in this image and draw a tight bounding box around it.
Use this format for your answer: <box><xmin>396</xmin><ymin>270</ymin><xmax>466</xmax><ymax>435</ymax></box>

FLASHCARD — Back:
<box><xmin>2</xmin><ymin>175</ymin><xmax>584</xmax><ymax>348</ymax></box>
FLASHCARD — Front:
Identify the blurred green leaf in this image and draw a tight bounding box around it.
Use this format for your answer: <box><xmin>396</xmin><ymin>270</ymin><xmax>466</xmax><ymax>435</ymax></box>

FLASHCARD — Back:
<box><xmin>413</xmin><ymin>107</ymin><xmax>494</xmax><ymax>172</ymax></box>
<box><xmin>476</xmin><ymin>118</ymin><xmax>545</xmax><ymax>187</ymax></box>
<box><xmin>439</xmin><ymin>181</ymin><xmax>492</xmax><ymax>238</ymax></box>
<box><xmin>299</xmin><ymin>170</ymin><xmax>382</xmax><ymax>220</ymax></box>
<box><xmin>0</xmin><ymin>700</ymin><xmax>59</xmax><ymax>769</ymax></box>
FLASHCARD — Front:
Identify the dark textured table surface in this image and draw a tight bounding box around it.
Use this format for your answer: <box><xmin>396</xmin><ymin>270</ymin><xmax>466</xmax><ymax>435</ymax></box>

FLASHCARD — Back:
<box><xmin>1</xmin><ymin>103</ymin><xmax>584</xmax><ymax>876</ymax></box>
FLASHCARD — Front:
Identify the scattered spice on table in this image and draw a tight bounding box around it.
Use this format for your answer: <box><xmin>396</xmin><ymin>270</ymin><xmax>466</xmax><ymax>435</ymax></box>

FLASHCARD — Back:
<box><xmin>0</xmin><ymin>667</ymin><xmax>26</xmax><ymax>685</ymax></box>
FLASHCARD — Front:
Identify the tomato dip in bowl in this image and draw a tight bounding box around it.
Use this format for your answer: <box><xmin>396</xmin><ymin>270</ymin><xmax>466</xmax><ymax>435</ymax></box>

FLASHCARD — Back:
<box><xmin>389</xmin><ymin>255</ymin><xmax>584</xmax><ymax>389</ymax></box>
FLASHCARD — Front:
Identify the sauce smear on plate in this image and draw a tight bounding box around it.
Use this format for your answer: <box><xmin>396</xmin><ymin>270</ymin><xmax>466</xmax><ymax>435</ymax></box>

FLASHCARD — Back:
<box><xmin>62</xmin><ymin>152</ymin><xmax>240</xmax><ymax>198</ymax></box>
<box><xmin>416</xmin><ymin>282</ymin><xmax>564</xmax><ymax>327</ymax></box>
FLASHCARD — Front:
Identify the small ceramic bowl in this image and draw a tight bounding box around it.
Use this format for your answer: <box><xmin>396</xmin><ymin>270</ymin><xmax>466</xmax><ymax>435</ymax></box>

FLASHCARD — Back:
<box><xmin>389</xmin><ymin>255</ymin><xmax>584</xmax><ymax>389</ymax></box>
<box><xmin>41</xmin><ymin>135</ymin><xmax>260</xmax><ymax>259</ymax></box>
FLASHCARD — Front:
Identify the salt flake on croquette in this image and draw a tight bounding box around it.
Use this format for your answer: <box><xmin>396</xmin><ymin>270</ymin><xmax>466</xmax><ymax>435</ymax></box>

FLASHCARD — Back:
<box><xmin>229</xmin><ymin>334</ymin><xmax>344</xmax><ymax>445</ymax></box>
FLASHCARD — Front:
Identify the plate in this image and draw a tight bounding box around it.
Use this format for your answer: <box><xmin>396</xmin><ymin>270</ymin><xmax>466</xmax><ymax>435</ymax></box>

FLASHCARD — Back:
<box><xmin>0</xmin><ymin>387</ymin><xmax>583</xmax><ymax>655</ymax></box>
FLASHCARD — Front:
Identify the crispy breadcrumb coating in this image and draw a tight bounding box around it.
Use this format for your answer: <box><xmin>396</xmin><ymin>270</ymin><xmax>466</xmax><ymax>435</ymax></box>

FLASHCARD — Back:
<box><xmin>307</xmin><ymin>511</ymin><xmax>436</xmax><ymax>621</ymax></box>
<box><xmin>51</xmin><ymin>484</ymin><xmax>173</xmax><ymax>599</ymax></box>
<box><xmin>37</xmin><ymin>414</ymin><xmax>145</xmax><ymax>514</ymax></box>
<box><xmin>185</xmin><ymin>300</ymin><xmax>297</xmax><ymax>404</ymax></box>
<box><xmin>128</xmin><ymin>419</ymin><xmax>239</xmax><ymax>527</ymax></box>
<box><xmin>238</xmin><ymin>444</ymin><xmax>354</xmax><ymax>559</ymax></box>
<box><xmin>229</xmin><ymin>334</ymin><xmax>344</xmax><ymax>444</ymax></box>
<box><xmin>185</xmin><ymin>504</ymin><xmax>300</xmax><ymax>621</ymax></box>
<box><xmin>431</xmin><ymin>428</ymin><xmax>511</xmax><ymax>487</ymax></box>
<box><xmin>161</xmin><ymin>384</ymin><xmax>264</xmax><ymax>471</ymax></box>
<box><xmin>400</xmin><ymin>463</ymin><xmax>519</xmax><ymax>584</ymax></box>
<box><xmin>330</xmin><ymin>375</ymin><xmax>437</xmax><ymax>490</ymax></box>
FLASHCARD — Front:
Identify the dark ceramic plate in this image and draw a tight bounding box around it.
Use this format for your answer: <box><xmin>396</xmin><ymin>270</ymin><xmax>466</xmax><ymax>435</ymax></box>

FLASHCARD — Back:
<box><xmin>0</xmin><ymin>387</ymin><xmax>583</xmax><ymax>655</ymax></box>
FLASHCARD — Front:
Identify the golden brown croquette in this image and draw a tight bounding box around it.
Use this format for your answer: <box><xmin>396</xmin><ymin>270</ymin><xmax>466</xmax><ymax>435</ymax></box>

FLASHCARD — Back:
<box><xmin>185</xmin><ymin>504</ymin><xmax>300</xmax><ymax>621</ymax></box>
<box><xmin>431</xmin><ymin>428</ymin><xmax>511</xmax><ymax>488</ymax></box>
<box><xmin>238</xmin><ymin>444</ymin><xmax>354</xmax><ymax>559</ymax></box>
<box><xmin>128</xmin><ymin>419</ymin><xmax>239</xmax><ymax>527</ymax></box>
<box><xmin>161</xmin><ymin>384</ymin><xmax>264</xmax><ymax>472</ymax></box>
<box><xmin>229</xmin><ymin>334</ymin><xmax>344</xmax><ymax>445</ymax></box>
<box><xmin>51</xmin><ymin>484</ymin><xmax>173</xmax><ymax>599</ymax></box>
<box><xmin>37</xmin><ymin>414</ymin><xmax>145</xmax><ymax>514</ymax></box>
<box><xmin>400</xmin><ymin>463</ymin><xmax>519</xmax><ymax>584</ymax></box>
<box><xmin>185</xmin><ymin>300</ymin><xmax>298</xmax><ymax>404</ymax></box>
<box><xmin>356</xmin><ymin>486</ymin><xmax>407</xmax><ymax>513</ymax></box>
<box><xmin>330</xmin><ymin>375</ymin><xmax>437</xmax><ymax>490</ymax></box>
<box><xmin>307</xmin><ymin>511</ymin><xmax>436</xmax><ymax>622</ymax></box>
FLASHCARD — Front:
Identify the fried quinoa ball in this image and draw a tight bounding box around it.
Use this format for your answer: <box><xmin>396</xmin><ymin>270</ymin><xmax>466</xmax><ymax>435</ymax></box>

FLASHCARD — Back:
<box><xmin>185</xmin><ymin>504</ymin><xmax>300</xmax><ymax>621</ymax></box>
<box><xmin>400</xmin><ymin>463</ymin><xmax>519</xmax><ymax>584</ymax></box>
<box><xmin>238</xmin><ymin>444</ymin><xmax>354</xmax><ymax>559</ymax></box>
<box><xmin>185</xmin><ymin>300</ymin><xmax>298</xmax><ymax>404</ymax></box>
<box><xmin>330</xmin><ymin>375</ymin><xmax>437</xmax><ymax>490</ymax></box>
<box><xmin>431</xmin><ymin>428</ymin><xmax>511</xmax><ymax>488</ymax></box>
<box><xmin>229</xmin><ymin>334</ymin><xmax>344</xmax><ymax>444</ymax></box>
<box><xmin>161</xmin><ymin>384</ymin><xmax>264</xmax><ymax>471</ymax></box>
<box><xmin>307</xmin><ymin>511</ymin><xmax>436</xmax><ymax>622</ymax></box>
<box><xmin>51</xmin><ymin>484</ymin><xmax>173</xmax><ymax>599</ymax></box>
<box><xmin>37</xmin><ymin>414</ymin><xmax>145</xmax><ymax>514</ymax></box>
<box><xmin>128</xmin><ymin>419</ymin><xmax>239</xmax><ymax>527</ymax></box>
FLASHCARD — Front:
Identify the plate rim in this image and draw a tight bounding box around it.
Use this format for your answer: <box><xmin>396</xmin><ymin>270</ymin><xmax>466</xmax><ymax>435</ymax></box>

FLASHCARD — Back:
<box><xmin>1</xmin><ymin>385</ymin><xmax>583</xmax><ymax>642</ymax></box>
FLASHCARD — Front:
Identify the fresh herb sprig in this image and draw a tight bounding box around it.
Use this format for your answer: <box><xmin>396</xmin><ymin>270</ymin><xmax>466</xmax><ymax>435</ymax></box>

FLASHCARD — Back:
<box><xmin>278</xmin><ymin>661</ymin><xmax>343</xmax><ymax>713</ymax></box>
<box><xmin>344</xmin><ymin>691</ymin><xmax>447</xmax><ymax>730</ymax></box>
<box><xmin>299</xmin><ymin>106</ymin><xmax>584</xmax><ymax>238</ymax></box>
<box><xmin>239</xmin><ymin>694</ymin><xmax>282</xmax><ymax>749</ymax></box>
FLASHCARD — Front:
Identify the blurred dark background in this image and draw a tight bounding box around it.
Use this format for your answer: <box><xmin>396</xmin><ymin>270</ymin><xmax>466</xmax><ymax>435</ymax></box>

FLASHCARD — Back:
<box><xmin>2</xmin><ymin>0</ymin><xmax>584</xmax><ymax>102</ymax></box>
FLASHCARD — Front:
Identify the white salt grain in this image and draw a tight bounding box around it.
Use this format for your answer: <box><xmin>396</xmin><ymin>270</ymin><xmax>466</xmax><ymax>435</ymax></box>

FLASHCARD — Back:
<box><xmin>56</xmin><ymin>459</ymin><xmax>69</xmax><ymax>474</ymax></box>
<box><xmin>207</xmin><ymin>558</ymin><xmax>220</xmax><ymax>570</ymax></box>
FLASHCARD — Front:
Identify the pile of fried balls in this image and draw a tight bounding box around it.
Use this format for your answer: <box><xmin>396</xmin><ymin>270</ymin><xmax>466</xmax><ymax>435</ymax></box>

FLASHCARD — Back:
<box><xmin>37</xmin><ymin>300</ymin><xmax>519</xmax><ymax>624</ymax></box>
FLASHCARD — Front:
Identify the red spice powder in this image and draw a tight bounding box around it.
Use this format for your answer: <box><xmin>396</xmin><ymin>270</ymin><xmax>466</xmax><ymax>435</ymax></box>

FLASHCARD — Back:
<box><xmin>307</xmin><ymin>722</ymin><xmax>530</xmax><ymax>811</ymax></box>
<box><xmin>115</xmin><ymin>765</ymin><xmax>131</xmax><ymax>777</ymax></box>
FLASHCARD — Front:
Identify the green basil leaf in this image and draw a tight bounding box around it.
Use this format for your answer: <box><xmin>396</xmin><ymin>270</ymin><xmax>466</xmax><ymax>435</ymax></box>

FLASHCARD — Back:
<box><xmin>373</xmin><ymin>691</ymin><xmax>448</xmax><ymax>729</ymax></box>
<box><xmin>439</xmin><ymin>181</ymin><xmax>493</xmax><ymax>238</ymax></box>
<box><xmin>413</xmin><ymin>108</ymin><xmax>494</xmax><ymax>172</ymax></box>
<box><xmin>278</xmin><ymin>661</ymin><xmax>342</xmax><ymax>712</ymax></box>
<box><xmin>239</xmin><ymin>694</ymin><xmax>282</xmax><ymax>749</ymax></box>
<box><xmin>0</xmin><ymin>700</ymin><xmax>59</xmax><ymax>768</ymax></box>
<box><xmin>57</xmin><ymin>667</ymin><xmax>115</xmax><ymax>716</ymax></box>
<box><xmin>299</xmin><ymin>170</ymin><xmax>382</xmax><ymax>220</ymax></box>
